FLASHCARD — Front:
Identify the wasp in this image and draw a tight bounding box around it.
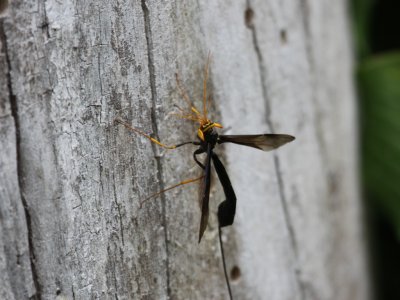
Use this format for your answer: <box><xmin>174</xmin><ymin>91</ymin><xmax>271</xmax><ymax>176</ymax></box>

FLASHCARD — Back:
<box><xmin>115</xmin><ymin>55</ymin><xmax>294</xmax><ymax>299</ymax></box>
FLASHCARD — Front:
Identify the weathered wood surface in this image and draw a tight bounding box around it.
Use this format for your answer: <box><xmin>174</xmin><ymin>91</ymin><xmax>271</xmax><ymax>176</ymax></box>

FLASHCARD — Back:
<box><xmin>0</xmin><ymin>0</ymin><xmax>369</xmax><ymax>299</ymax></box>
<box><xmin>0</xmin><ymin>24</ymin><xmax>36</xmax><ymax>300</ymax></box>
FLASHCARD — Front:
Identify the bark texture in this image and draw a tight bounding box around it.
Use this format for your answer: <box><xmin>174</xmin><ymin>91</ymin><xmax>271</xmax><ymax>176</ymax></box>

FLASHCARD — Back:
<box><xmin>0</xmin><ymin>0</ymin><xmax>369</xmax><ymax>299</ymax></box>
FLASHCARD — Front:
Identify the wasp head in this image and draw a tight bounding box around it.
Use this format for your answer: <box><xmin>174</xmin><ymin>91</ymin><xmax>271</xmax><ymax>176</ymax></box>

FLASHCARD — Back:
<box><xmin>197</xmin><ymin>121</ymin><xmax>223</xmax><ymax>141</ymax></box>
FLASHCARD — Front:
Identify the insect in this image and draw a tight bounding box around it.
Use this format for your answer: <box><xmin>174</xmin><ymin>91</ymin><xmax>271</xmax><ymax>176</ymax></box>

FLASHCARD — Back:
<box><xmin>115</xmin><ymin>55</ymin><xmax>294</xmax><ymax>299</ymax></box>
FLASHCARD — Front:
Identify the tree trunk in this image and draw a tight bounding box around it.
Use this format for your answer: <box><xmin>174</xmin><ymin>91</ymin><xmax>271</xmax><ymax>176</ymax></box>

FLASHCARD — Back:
<box><xmin>0</xmin><ymin>0</ymin><xmax>369</xmax><ymax>299</ymax></box>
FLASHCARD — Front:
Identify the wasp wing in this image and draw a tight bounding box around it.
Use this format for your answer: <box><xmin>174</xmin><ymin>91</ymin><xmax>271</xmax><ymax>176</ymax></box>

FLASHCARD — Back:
<box><xmin>218</xmin><ymin>134</ymin><xmax>295</xmax><ymax>151</ymax></box>
<box><xmin>198</xmin><ymin>143</ymin><xmax>212</xmax><ymax>243</ymax></box>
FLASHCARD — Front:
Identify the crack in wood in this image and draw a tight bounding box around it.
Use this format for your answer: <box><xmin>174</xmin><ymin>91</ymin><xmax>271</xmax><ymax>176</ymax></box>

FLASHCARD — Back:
<box><xmin>140</xmin><ymin>0</ymin><xmax>171</xmax><ymax>297</ymax></box>
<box><xmin>299</xmin><ymin>0</ymin><xmax>329</xmax><ymax>170</ymax></box>
<box><xmin>245</xmin><ymin>0</ymin><xmax>272</xmax><ymax>122</ymax></box>
<box><xmin>245</xmin><ymin>2</ymin><xmax>305</xmax><ymax>299</ymax></box>
<box><xmin>0</xmin><ymin>20</ymin><xmax>41</xmax><ymax>300</ymax></box>
<box><xmin>71</xmin><ymin>285</ymin><xmax>76</xmax><ymax>300</ymax></box>
<box><xmin>112</xmin><ymin>171</ymin><xmax>125</xmax><ymax>247</ymax></box>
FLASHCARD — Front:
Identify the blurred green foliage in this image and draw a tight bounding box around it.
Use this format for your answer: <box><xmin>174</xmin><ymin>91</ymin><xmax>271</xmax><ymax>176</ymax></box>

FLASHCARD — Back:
<box><xmin>352</xmin><ymin>0</ymin><xmax>400</xmax><ymax>237</ymax></box>
<box><xmin>351</xmin><ymin>0</ymin><xmax>374</xmax><ymax>59</ymax></box>
<box><xmin>352</xmin><ymin>0</ymin><xmax>400</xmax><ymax>297</ymax></box>
<box><xmin>359</xmin><ymin>53</ymin><xmax>400</xmax><ymax>237</ymax></box>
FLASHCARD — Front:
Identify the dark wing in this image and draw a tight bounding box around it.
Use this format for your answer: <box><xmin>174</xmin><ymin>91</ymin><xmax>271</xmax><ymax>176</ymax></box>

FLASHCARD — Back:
<box><xmin>212</xmin><ymin>153</ymin><xmax>237</xmax><ymax>228</ymax></box>
<box><xmin>218</xmin><ymin>134</ymin><xmax>295</xmax><ymax>151</ymax></box>
<box><xmin>198</xmin><ymin>143</ymin><xmax>212</xmax><ymax>243</ymax></box>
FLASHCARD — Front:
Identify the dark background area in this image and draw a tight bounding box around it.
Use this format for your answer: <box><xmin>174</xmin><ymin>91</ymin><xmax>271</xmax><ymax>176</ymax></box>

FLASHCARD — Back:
<box><xmin>352</xmin><ymin>0</ymin><xmax>400</xmax><ymax>299</ymax></box>
<box><xmin>370</xmin><ymin>0</ymin><xmax>400</xmax><ymax>52</ymax></box>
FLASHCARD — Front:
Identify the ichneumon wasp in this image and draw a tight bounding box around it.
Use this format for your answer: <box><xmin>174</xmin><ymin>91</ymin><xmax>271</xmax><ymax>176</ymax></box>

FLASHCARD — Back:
<box><xmin>115</xmin><ymin>54</ymin><xmax>295</xmax><ymax>299</ymax></box>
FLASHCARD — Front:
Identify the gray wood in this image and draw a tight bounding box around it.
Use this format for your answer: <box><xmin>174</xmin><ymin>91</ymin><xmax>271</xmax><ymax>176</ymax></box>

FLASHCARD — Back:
<box><xmin>0</xmin><ymin>24</ymin><xmax>36</xmax><ymax>299</ymax></box>
<box><xmin>0</xmin><ymin>0</ymin><xmax>369</xmax><ymax>299</ymax></box>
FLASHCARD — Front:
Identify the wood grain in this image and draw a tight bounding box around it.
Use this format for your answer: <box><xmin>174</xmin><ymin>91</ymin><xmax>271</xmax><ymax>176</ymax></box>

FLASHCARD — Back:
<box><xmin>0</xmin><ymin>0</ymin><xmax>369</xmax><ymax>299</ymax></box>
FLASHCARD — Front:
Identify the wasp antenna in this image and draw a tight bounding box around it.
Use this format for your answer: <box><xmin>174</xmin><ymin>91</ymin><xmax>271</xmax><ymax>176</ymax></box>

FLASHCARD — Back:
<box><xmin>176</xmin><ymin>72</ymin><xmax>200</xmax><ymax>114</ymax></box>
<box><xmin>203</xmin><ymin>53</ymin><xmax>212</xmax><ymax>119</ymax></box>
<box><xmin>207</xmin><ymin>95</ymin><xmax>212</xmax><ymax>116</ymax></box>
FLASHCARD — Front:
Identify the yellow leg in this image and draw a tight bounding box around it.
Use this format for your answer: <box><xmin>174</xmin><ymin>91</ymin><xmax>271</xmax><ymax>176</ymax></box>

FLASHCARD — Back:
<box><xmin>115</xmin><ymin>118</ymin><xmax>179</xmax><ymax>150</ymax></box>
<box><xmin>140</xmin><ymin>176</ymin><xmax>204</xmax><ymax>207</ymax></box>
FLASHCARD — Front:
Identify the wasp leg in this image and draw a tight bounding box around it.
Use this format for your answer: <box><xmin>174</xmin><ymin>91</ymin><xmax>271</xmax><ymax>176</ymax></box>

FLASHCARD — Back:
<box><xmin>140</xmin><ymin>175</ymin><xmax>204</xmax><ymax>208</ymax></box>
<box><xmin>115</xmin><ymin>118</ymin><xmax>198</xmax><ymax>150</ymax></box>
<box><xmin>193</xmin><ymin>148</ymin><xmax>205</xmax><ymax>169</ymax></box>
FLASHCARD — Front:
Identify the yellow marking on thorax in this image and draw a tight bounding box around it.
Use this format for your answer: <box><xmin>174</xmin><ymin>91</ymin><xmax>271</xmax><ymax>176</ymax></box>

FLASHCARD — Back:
<box><xmin>197</xmin><ymin>121</ymin><xmax>223</xmax><ymax>141</ymax></box>
<box><xmin>197</xmin><ymin>129</ymin><xmax>205</xmax><ymax>141</ymax></box>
